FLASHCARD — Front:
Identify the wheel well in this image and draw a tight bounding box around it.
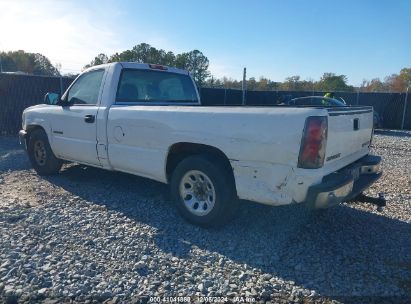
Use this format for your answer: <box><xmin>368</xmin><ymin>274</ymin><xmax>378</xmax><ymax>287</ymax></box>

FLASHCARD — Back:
<box><xmin>25</xmin><ymin>125</ymin><xmax>45</xmax><ymax>142</ymax></box>
<box><xmin>166</xmin><ymin>142</ymin><xmax>236</xmax><ymax>188</ymax></box>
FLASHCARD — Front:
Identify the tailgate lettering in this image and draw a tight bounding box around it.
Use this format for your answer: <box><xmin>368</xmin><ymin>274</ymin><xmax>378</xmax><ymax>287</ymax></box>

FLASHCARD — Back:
<box><xmin>326</xmin><ymin>153</ymin><xmax>341</xmax><ymax>162</ymax></box>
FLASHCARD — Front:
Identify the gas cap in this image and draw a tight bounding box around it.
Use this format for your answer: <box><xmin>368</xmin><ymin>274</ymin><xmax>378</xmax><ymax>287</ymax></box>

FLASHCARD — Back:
<box><xmin>114</xmin><ymin>126</ymin><xmax>125</xmax><ymax>142</ymax></box>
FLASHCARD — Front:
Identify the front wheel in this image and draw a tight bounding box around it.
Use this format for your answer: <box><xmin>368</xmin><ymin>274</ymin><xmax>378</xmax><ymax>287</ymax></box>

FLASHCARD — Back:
<box><xmin>27</xmin><ymin>129</ymin><xmax>62</xmax><ymax>176</ymax></box>
<box><xmin>170</xmin><ymin>155</ymin><xmax>237</xmax><ymax>227</ymax></box>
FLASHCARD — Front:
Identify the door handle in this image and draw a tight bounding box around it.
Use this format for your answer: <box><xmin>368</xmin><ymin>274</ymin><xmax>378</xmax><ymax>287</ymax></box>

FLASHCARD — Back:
<box><xmin>84</xmin><ymin>114</ymin><xmax>95</xmax><ymax>123</ymax></box>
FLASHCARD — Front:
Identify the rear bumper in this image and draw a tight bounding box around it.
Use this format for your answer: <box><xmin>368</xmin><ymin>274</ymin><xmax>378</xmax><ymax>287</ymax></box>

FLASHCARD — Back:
<box><xmin>306</xmin><ymin>155</ymin><xmax>382</xmax><ymax>209</ymax></box>
<box><xmin>19</xmin><ymin>130</ymin><xmax>27</xmax><ymax>149</ymax></box>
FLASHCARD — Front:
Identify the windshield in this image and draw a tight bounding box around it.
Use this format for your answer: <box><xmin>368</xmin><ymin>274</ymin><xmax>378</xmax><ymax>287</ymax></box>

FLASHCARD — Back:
<box><xmin>116</xmin><ymin>69</ymin><xmax>198</xmax><ymax>103</ymax></box>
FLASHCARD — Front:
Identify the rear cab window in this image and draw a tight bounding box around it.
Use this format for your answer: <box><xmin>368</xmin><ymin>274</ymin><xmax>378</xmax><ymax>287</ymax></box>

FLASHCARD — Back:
<box><xmin>116</xmin><ymin>69</ymin><xmax>198</xmax><ymax>104</ymax></box>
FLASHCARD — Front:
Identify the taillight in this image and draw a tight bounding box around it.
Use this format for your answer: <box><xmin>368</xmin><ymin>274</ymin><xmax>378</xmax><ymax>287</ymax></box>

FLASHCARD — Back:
<box><xmin>149</xmin><ymin>64</ymin><xmax>168</xmax><ymax>70</ymax></box>
<box><xmin>298</xmin><ymin>116</ymin><xmax>328</xmax><ymax>169</ymax></box>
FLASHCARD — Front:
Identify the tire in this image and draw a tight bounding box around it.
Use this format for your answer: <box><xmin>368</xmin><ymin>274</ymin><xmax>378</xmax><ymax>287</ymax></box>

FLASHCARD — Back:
<box><xmin>170</xmin><ymin>155</ymin><xmax>237</xmax><ymax>227</ymax></box>
<box><xmin>27</xmin><ymin>128</ymin><xmax>62</xmax><ymax>176</ymax></box>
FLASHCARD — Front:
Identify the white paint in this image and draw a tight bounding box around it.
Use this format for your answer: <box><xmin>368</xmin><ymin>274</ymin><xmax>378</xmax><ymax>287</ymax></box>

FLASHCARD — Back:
<box><xmin>22</xmin><ymin>62</ymin><xmax>374</xmax><ymax>206</ymax></box>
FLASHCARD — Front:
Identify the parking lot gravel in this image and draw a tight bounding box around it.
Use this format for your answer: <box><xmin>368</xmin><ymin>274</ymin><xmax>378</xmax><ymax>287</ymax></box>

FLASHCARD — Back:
<box><xmin>0</xmin><ymin>130</ymin><xmax>410</xmax><ymax>303</ymax></box>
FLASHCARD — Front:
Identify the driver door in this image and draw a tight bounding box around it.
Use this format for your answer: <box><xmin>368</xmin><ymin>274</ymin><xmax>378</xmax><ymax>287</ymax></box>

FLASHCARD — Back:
<box><xmin>50</xmin><ymin>69</ymin><xmax>105</xmax><ymax>166</ymax></box>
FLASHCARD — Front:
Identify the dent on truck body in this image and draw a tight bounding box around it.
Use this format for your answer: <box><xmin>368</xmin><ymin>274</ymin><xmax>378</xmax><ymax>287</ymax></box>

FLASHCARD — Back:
<box><xmin>230</xmin><ymin>160</ymin><xmax>298</xmax><ymax>206</ymax></box>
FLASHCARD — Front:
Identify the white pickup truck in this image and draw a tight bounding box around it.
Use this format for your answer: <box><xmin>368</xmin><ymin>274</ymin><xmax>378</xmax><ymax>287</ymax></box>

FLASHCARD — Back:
<box><xmin>19</xmin><ymin>62</ymin><xmax>382</xmax><ymax>226</ymax></box>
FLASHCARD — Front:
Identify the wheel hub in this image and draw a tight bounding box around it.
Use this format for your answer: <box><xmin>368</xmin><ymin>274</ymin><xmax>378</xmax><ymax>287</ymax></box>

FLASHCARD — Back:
<box><xmin>33</xmin><ymin>140</ymin><xmax>47</xmax><ymax>166</ymax></box>
<box><xmin>179</xmin><ymin>170</ymin><xmax>216</xmax><ymax>216</ymax></box>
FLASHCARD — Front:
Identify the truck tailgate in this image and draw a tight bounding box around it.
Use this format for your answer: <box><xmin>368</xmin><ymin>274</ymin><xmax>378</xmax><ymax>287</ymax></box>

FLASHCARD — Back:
<box><xmin>324</xmin><ymin>106</ymin><xmax>374</xmax><ymax>170</ymax></box>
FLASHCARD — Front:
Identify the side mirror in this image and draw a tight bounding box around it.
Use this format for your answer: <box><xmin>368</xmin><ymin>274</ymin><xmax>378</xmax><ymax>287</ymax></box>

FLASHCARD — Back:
<box><xmin>44</xmin><ymin>92</ymin><xmax>60</xmax><ymax>105</ymax></box>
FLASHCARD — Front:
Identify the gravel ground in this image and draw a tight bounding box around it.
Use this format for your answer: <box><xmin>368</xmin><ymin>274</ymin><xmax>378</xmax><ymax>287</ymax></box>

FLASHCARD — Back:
<box><xmin>0</xmin><ymin>130</ymin><xmax>410</xmax><ymax>304</ymax></box>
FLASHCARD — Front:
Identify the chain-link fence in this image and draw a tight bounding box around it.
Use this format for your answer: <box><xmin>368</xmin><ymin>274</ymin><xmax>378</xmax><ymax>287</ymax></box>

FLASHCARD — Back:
<box><xmin>1</xmin><ymin>73</ymin><xmax>410</xmax><ymax>135</ymax></box>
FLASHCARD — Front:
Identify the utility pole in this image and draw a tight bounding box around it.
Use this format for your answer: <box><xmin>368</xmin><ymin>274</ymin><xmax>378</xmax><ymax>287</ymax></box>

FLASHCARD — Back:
<box><xmin>56</xmin><ymin>63</ymin><xmax>63</xmax><ymax>95</ymax></box>
<box><xmin>401</xmin><ymin>86</ymin><xmax>409</xmax><ymax>130</ymax></box>
<box><xmin>242</xmin><ymin>67</ymin><xmax>247</xmax><ymax>105</ymax></box>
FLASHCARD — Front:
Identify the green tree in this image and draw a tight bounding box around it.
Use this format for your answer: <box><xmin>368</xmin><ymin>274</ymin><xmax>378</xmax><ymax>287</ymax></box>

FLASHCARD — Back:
<box><xmin>96</xmin><ymin>43</ymin><xmax>175</xmax><ymax>66</ymax></box>
<box><xmin>360</xmin><ymin>78</ymin><xmax>388</xmax><ymax>92</ymax></box>
<box><xmin>281</xmin><ymin>75</ymin><xmax>302</xmax><ymax>90</ymax></box>
<box><xmin>0</xmin><ymin>50</ymin><xmax>59</xmax><ymax>76</ymax></box>
<box><xmin>32</xmin><ymin>53</ymin><xmax>61</xmax><ymax>76</ymax></box>
<box><xmin>247</xmin><ymin>77</ymin><xmax>257</xmax><ymax>90</ymax></box>
<box><xmin>129</xmin><ymin>43</ymin><xmax>166</xmax><ymax>63</ymax></box>
<box><xmin>161</xmin><ymin>51</ymin><xmax>176</xmax><ymax>66</ymax></box>
<box><xmin>85</xmin><ymin>44</ymin><xmax>211</xmax><ymax>85</ymax></box>
<box><xmin>315</xmin><ymin>73</ymin><xmax>354</xmax><ymax>92</ymax></box>
<box><xmin>384</xmin><ymin>68</ymin><xmax>411</xmax><ymax>91</ymax></box>
<box><xmin>279</xmin><ymin>76</ymin><xmax>314</xmax><ymax>91</ymax></box>
<box><xmin>175</xmin><ymin>50</ymin><xmax>210</xmax><ymax>85</ymax></box>
<box><xmin>220</xmin><ymin>77</ymin><xmax>241</xmax><ymax>89</ymax></box>
<box><xmin>399</xmin><ymin>68</ymin><xmax>411</xmax><ymax>86</ymax></box>
<box><xmin>204</xmin><ymin>76</ymin><xmax>224</xmax><ymax>88</ymax></box>
<box><xmin>83</xmin><ymin>53</ymin><xmax>109</xmax><ymax>69</ymax></box>
<box><xmin>256</xmin><ymin>77</ymin><xmax>270</xmax><ymax>90</ymax></box>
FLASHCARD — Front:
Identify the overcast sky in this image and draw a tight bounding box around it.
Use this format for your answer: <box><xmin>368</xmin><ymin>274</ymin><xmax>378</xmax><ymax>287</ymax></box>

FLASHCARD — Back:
<box><xmin>0</xmin><ymin>0</ymin><xmax>409</xmax><ymax>85</ymax></box>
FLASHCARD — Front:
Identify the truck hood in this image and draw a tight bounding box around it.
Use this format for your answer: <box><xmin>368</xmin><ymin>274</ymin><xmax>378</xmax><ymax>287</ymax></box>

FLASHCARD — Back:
<box><xmin>24</xmin><ymin>104</ymin><xmax>51</xmax><ymax>113</ymax></box>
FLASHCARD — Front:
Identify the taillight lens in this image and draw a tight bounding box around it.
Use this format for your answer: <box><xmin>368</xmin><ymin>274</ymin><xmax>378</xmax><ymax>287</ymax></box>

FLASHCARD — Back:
<box><xmin>298</xmin><ymin>116</ymin><xmax>328</xmax><ymax>169</ymax></box>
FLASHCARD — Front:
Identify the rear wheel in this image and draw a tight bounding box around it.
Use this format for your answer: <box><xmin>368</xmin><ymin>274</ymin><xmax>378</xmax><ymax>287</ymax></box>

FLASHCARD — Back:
<box><xmin>27</xmin><ymin>129</ymin><xmax>62</xmax><ymax>176</ymax></box>
<box><xmin>170</xmin><ymin>155</ymin><xmax>237</xmax><ymax>227</ymax></box>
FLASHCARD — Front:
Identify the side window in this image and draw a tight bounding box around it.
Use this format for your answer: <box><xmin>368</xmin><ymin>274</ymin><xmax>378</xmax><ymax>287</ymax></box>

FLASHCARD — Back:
<box><xmin>67</xmin><ymin>69</ymin><xmax>105</xmax><ymax>105</ymax></box>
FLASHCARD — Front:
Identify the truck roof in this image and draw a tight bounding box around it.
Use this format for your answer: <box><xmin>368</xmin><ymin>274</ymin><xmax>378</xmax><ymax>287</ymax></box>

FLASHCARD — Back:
<box><xmin>85</xmin><ymin>62</ymin><xmax>189</xmax><ymax>75</ymax></box>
